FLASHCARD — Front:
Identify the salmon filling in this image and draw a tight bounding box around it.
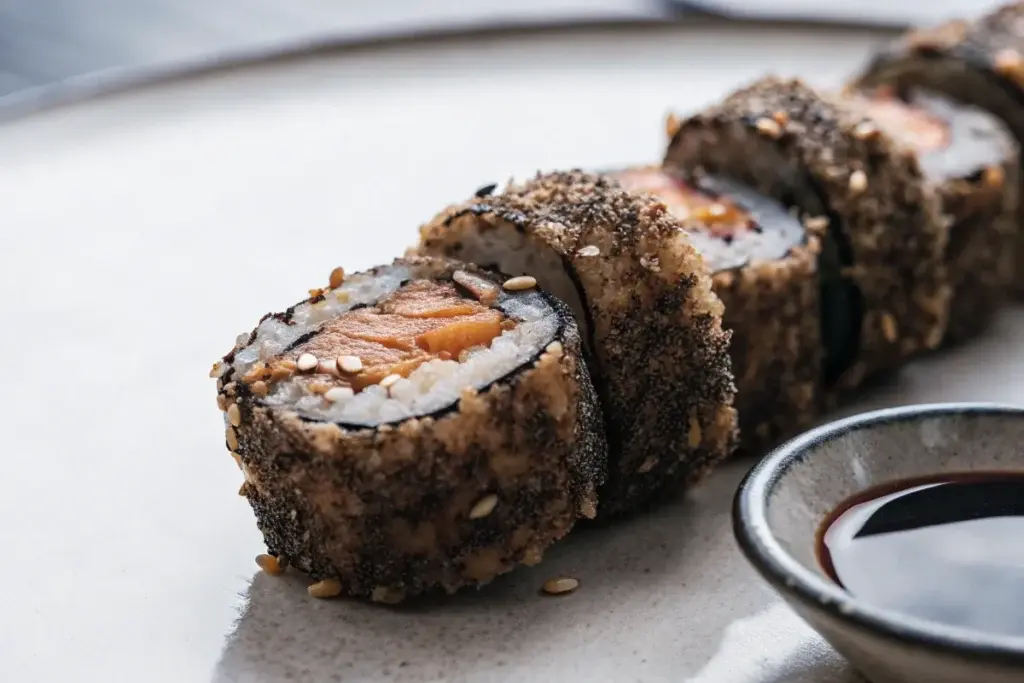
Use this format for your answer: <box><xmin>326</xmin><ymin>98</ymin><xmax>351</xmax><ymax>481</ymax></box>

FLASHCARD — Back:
<box><xmin>611</xmin><ymin>168</ymin><xmax>753</xmax><ymax>239</ymax></box>
<box><xmin>280</xmin><ymin>281</ymin><xmax>509</xmax><ymax>393</ymax></box>
<box><xmin>856</xmin><ymin>91</ymin><xmax>950</xmax><ymax>152</ymax></box>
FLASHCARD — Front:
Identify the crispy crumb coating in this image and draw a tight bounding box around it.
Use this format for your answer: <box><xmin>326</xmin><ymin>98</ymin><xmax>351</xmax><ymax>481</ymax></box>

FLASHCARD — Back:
<box><xmin>416</xmin><ymin>171</ymin><xmax>738</xmax><ymax>517</ymax></box>
<box><xmin>666</xmin><ymin>77</ymin><xmax>950</xmax><ymax>395</ymax></box>
<box><xmin>214</xmin><ymin>257</ymin><xmax>607</xmax><ymax>601</ymax></box>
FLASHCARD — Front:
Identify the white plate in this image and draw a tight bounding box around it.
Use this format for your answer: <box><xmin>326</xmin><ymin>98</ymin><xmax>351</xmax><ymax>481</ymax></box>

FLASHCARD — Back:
<box><xmin>2</xmin><ymin>20</ymin><xmax>1018</xmax><ymax>683</ymax></box>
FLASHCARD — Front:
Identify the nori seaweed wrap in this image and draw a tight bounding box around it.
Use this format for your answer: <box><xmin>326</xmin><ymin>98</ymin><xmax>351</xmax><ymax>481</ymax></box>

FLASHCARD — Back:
<box><xmin>210</xmin><ymin>257</ymin><xmax>606</xmax><ymax>601</ymax></box>
<box><xmin>852</xmin><ymin>2</ymin><xmax>1024</xmax><ymax>294</ymax></box>
<box><xmin>843</xmin><ymin>87</ymin><xmax>1019</xmax><ymax>343</ymax></box>
<box><xmin>665</xmin><ymin>76</ymin><xmax>950</xmax><ymax>394</ymax></box>
<box><xmin>609</xmin><ymin>166</ymin><xmax>823</xmax><ymax>451</ymax></box>
<box><xmin>415</xmin><ymin>171</ymin><xmax>737</xmax><ymax>518</ymax></box>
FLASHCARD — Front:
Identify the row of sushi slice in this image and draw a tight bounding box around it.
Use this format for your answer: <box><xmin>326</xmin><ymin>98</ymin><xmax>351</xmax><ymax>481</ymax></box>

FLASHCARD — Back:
<box><xmin>211</xmin><ymin>0</ymin><xmax>1024</xmax><ymax>602</ymax></box>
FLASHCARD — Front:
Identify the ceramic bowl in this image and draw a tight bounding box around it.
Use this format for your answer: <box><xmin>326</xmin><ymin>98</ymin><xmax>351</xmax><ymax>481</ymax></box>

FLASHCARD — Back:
<box><xmin>733</xmin><ymin>403</ymin><xmax>1024</xmax><ymax>683</ymax></box>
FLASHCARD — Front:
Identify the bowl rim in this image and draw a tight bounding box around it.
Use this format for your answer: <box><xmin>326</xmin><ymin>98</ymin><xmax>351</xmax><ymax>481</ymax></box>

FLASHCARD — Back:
<box><xmin>733</xmin><ymin>401</ymin><xmax>1024</xmax><ymax>663</ymax></box>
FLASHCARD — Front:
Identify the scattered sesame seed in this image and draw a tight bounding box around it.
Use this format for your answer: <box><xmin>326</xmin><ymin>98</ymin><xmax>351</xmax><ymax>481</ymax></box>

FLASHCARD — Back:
<box><xmin>853</xmin><ymin>121</ymin><xmax>879</xmax><ymax>141</ymax></box>
<box><xmin>308</xmin><ymin>578</ymin><xmax>343</xmax><ymax>599</ymax></box>
<box><xmin>318</xmin><ymin>358</ymin><xmax>338</xmax><ymax>375</ymax></box>
<box><xmin>227</xmin><ymin>403</ymin><xmax>242</xmax><ymax>427</ymax></box>
<box><xmin>503</xmin><ymin>275</ymin><xmax>537</xmax><ymax>291</ymax></box>
<box><xmin>308</xmin><ymin>287</ymin><xmax>326</xmax><ymax>299</ymax></box>
<box><xmin>256</xmin><ymin>554</ymin><xmax>284</xmax><ymax>576</ymax></box>
<box><xmin>270</xmin><ymin>365</ymin><xmax>294</xmax><ymax>381</ymax></box>
<box><xmin>577</xmin><ymin>245</ymin><xmax>600</xmax><ymax>257</ymax></box>
<box><xmin>328</xmin><ymin>267</ymin><xmax>346</xmax><ymax>290</ymax></box>
<box><xmin>209</xmin><ymin>362</ymin><xmax>224</xmax><ymax>378</ymax></box>
<box><xmin>688</xmin><ymin>416</ymin><xmax>702</xmax><ymax>449</ymax></box>
<box><xmin>307</xmin><ymin>382</ymin><xmax>332</xmax><ymax>395</ymax></box>
<box><xmin>994</xmin><ymin>49</ymin><xmax>1024</xmax><ymax>83</ymax></box>
<box><xmin>772</xmin><ymin>110</ymin><xmax>789</xmax><ymax>126</ymax></box>
<box><xmin>665</xmin><ymin>112</ymin><xmax>682</xmax><ymax>138</ymax></box>
<box><xmin>804</xmin><ymin>216</ymin><xmax>830</xmax><ymax>232</ymax></box>
<box><xmin>542</xmin><ymin>576</ymin><xmax>579</xmax><ymax>595</ymax></box>
<box><xmin>217</xmin><ymin>395</ymin><xmax>227</xmax><ymax>411</ymax></box>
<box><xmin>325</xmin><ymin>387</ymin><xmax>355</xmax><ymax>403</ymax></box>
<box><xmin>297</xmin><ymin>353</ymin><xmax>318</xmax><ymax>372</ymax></box>
<box><xmin>251</xmin><ymin>381</ymin><xmax>269</xmax><ymax>397</ymax></box>
<box><xmin>379</xmin><ymin>373</ymin><xmax>402</xmax><ymax>389</ymax></box>
<box><xmin>238</xmin><ymin>483</ymin><xmax>249</xmax><ymax>497</ymax></box>
<box><xmin>755</xmin><ymin>117</ymin><xmax>782</xmax><ymax>139</ymax></box>
<box><xmin>469</xmin><ymin>494</ymin><xmax>499</xmax><ymax>519</ymax></box>
<box><xmin>545</xmin><ymin>341</ymin><xmax>564</xmax><ymax>356</ymax></box>
<box><xmin>881</xmin><ymin>313</ymin><xmax>899</xmax><ymax>343</ymax></box>
<box><xmin>338</xmin><ymin>355</ymin><xmax>363</xmax><ymax>373</ymax></box>
<box><xmin>848</xmin><ymin>170</ymin><xmax>868</xmax><ymax>195</ymax></box>
<box><xmin>226</xmin><ymin>426</ymin><xmax>239</xmax><ymax>451</ymax></box>
<box><xmin>984</xmin><ymin>165</ymin><xmax>1005</xmax><ymax>189</ymax></box>
<box><xmin>579</xmin><ymin>498</ymin><xmax>597</xmax><ymax>520</ymax></box>
<box><xmin>279</xmin><ymin>359</ymin><xmax>298</xmax><ymax>371</ymax></box>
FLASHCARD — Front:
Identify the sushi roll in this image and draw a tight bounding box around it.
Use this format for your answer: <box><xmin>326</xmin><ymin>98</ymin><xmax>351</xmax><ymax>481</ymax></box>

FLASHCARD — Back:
<box><xmin>665</xmin><ymin>77</ymin><xmax>950</xmax><ymax>394</ymax></box>
<box><xmin>415</xmin><ymin>171</ymin><xmax>737</xmax><ymax>518</ymax></box>
<box><xmin>842</xmin><ymin>87</ymin><xmax>1019</xmax><ymax>344</ymax></box>
<box><xmin>608</xmin><ymin>165</ymin><xmax>822</xmax><ymax>451</ymax></box>
<box><xmin>851</xmin><ymin>2</ymin><xmax>1024</xmax><ymax>294</ymax></box>
<box><xmin>210</xmin><ymin>257</ymin><xmax>606</xmax><ymax>602</ymax></box>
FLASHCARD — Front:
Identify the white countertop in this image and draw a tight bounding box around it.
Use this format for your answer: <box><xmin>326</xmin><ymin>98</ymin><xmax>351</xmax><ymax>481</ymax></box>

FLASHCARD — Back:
<box><xmin>1</xmin><ymin>20</ymin><xmax>1018</xmax><ymax>683</ymax></box>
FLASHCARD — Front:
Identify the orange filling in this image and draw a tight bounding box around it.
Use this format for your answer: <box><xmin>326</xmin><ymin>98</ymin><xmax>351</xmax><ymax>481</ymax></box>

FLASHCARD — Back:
<box><xmin>612</xmin><ymin>168</ymin><xmax>751</xmax><ymax>238</ymax></box>
<box><xmin>858</xmin><ymin>92</ymin><xmax>950</xmax><ymax>152</ymax></box>
<box><xmin>284</xmin><ymin>280</ymin><xmax>507</xmax><ymax>392</ymax></box>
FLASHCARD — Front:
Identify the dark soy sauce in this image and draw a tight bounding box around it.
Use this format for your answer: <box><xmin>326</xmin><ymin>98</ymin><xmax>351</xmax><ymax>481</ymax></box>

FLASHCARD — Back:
<box><xmin>817</xmin><ymin>472</ymin><xmax>1024</xmax><ymax>638</ymax></box>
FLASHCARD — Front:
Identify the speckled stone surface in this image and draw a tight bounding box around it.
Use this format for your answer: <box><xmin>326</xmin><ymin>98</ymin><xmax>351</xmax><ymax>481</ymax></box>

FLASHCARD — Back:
<box><xmin>4</xmin><ymin>20</ymin><xmax>1019</xmax><ymax>683</ymax></box>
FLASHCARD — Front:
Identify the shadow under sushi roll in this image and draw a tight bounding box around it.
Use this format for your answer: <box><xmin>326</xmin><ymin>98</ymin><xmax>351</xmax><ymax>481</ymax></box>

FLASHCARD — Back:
<box><xmin>841</xmin><ymin>87</ymin><xmax>1019</xmax><ymax>345</ymax></box>
<box><xmin>211</xmin><ymin>257</ymin><xmax>606</xmax><ymax>602</ymax></box>
<box><xmin>665</xmin><ymin>76</ymin><xmax>950</xmax><ymax>398</ymax></box>
<box><xmin>608</xmin><ymin>166</ymin><xmax>822</xmax><ymax>453</ymax></box>
<box><xmin>851</xmin><ymin>2</ymin><xmax>1024</xmax><ymax>296</ymax></box>
<box><xmin>415</xmin><ymin>171</ymin><xmax>737</xmax><ymax>518</ymax></box>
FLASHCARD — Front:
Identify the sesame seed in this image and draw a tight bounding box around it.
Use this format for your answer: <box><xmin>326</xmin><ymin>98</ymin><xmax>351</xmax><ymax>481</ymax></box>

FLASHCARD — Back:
<box><xmin>279</xmin><ymin>360</ymin><xmax>298</xmax><ymax>371</ymax></box>
<box><xmin>270</xmin><ymin>365</ymin><xmax>294</xmax><ymax>381</ymax></box>
<box><xmin>542</xmin><ymin>576</ymin><xmax>579</xmax><ymax>595</ymax></box>
<box><xmin>688</xmin><ymin>416</ymin><xmax>702</xmax><ymax>449</ymax></box>
<box><xmin>297</xmin><ymin>353</ymin><xmax>318</xmax><ymax>372</ymax></box>
<box><xmin>328</xmin><ymin>267</ymin><xmax>346</xmax><ymax>289</ymax></box>
<box><xmin>665</xmin><ymin>112</ymin><xmax>681</xmax><ymax>138</ymax></box>
<box><xmin>469</xmin><ymin>494</ymin><xmax>499</xmax><ymax>519</ymax></box>
<box><xmin>881</xmin><ymin>313</ymin><xmax>899</xmax><ymax>343</ymax></box>
<box><xmin>577</xmin><ymin>245</ymin><xmax>600</xmax><ymax>257</ymax></box>
<box><xmin>338</xmin><ymin>355</ymin><xmax>363</xmax><ymax>373</ymax></box>
<box><xmin>379</xmin><ymin>374</ymin><xmax>402</xmax><ymax>389</ymax></box>
<box><xmin>545</xmin><ymin>341</ymin><xmax>564</xmax><ymax>356</ymax></box>
<box><xmin>848</xmin><ymin>170</ymin><xmax>868</xmax><ymax>195</ymax></box>
<box><xmin>256</xmin><ymin>553</ymin><xmax>284</xmax><ymax>576</ymax></box>
<box><xmin>995</xmin><ymin>49</ymin><xmax>1024</xmax><ymax>82</ymax></box>
<box><xmin>226</xmin><ymin>426</ymin><xmax>239</xmax><ymax>451</ymax></box>
<box><xmin>984</xmin><ymin>165</ymin><xmax>1005</xmax><ymax>189</ymax></box>
<box><xmin>853</xmin><ymin>121</ymin><xmax>879</xmax><ymax>141</ymax></box>
<box><xmin>804</xmin><ymin>216</ymin><xmax>830</xmax><ymax>232</ymax></box>
<box><xmin>325</xmin><ymin>387</ymin><xmax>354</xmax><ymax>402</ymax></box>
<box><xmin>503</xmin><ymin>275</ymin><xmax>537</xmax><ymax>291</ymax></box>
<box><xmin>209</xmin><ymin>362</ymin><xmax>224</xmax><ymax>378</ymax></box>
<box><xmin>238</xmin><ymin>483</ymin><xmax>249</xmax><ymax>497</ymax></box>
<box><xmin>579</xmin><ymin>498</ymin><xmax>597</xmax><ymax>520</ymax></box>
<box><xmin>217</xmin><ymin>394</ymin><xmax>227</xmax><ymax>411</ymax></box>
<box><xmin>755</xmin><ymin>117</ymin><xmax>782</xmax><ymax>139</ymax></box>
<box><xmin>318</xmin><ymin>358</ymin><xmax>338</xmax><ymax>376</ymax></box>
<box><xmin>308</xmin><ymin>287</ymin><xmax>326</xmax><ymax>299</ymax></box>
<box><xmin>227</xmin><ymin>403</ymin><xmax>242</xmax><ymax>427</ymax></box>
<box><xmin>308</xmin><ymin>578</ymin><xmax>342</xmax><ymax>599</ymax></box>
<box><xmin>251</xmin><ymin>381</ymin><xmax>269</xmax><ymax>397</ymax></box>
<box><xmin>307</xmin><ymin>382</ymin><xmax>332</xmax><ymax>395</ymax></box>
<box><xmin>772</xmin><ymin>110</ymin><xmax>789</xmax><ymax>126</ymax></box>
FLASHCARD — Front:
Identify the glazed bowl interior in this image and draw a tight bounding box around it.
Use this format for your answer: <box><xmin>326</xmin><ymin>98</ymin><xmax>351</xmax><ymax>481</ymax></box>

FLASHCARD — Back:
<box><xmin>736</xmin><ymin>403</ymin><xmax>1024</xmax><ymax>654</ymax></box>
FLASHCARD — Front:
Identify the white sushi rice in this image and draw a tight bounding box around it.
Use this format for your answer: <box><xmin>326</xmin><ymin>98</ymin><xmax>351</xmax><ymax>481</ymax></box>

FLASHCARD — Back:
<box><xmin>230</xmin><ymin>264</ymin><xmax>559</xmax><ymax>426</ymax></box>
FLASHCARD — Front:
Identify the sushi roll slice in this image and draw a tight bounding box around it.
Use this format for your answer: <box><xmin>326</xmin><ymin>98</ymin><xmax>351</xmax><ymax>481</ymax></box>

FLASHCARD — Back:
<box><xmin>416</xmin><ymin>171</ymin><xmax>737</xmax><ymax>518</ymax></box>
<box><xmin>210</xmin><ymin>257</ymin><xmax>606</xmax><ymax>602</ymax></box>
<box><xmin>608</xmin><ymin>166</ymin><xmax>822</xmax><ymax>451</ymax></box>
<box><xmin>665</xmin><ymin>76</ymin><xmax>950</xmax><ymax>394</ymax></box>
<box><xmin>842</xmin><ymin>87</ymin><xmax>1019</xmax><ymax>344</ymax></box>
<box><xmin>851</xmin><ymin>3</ymin><xmax>1024</xmax><ymax>294</ymax></box>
